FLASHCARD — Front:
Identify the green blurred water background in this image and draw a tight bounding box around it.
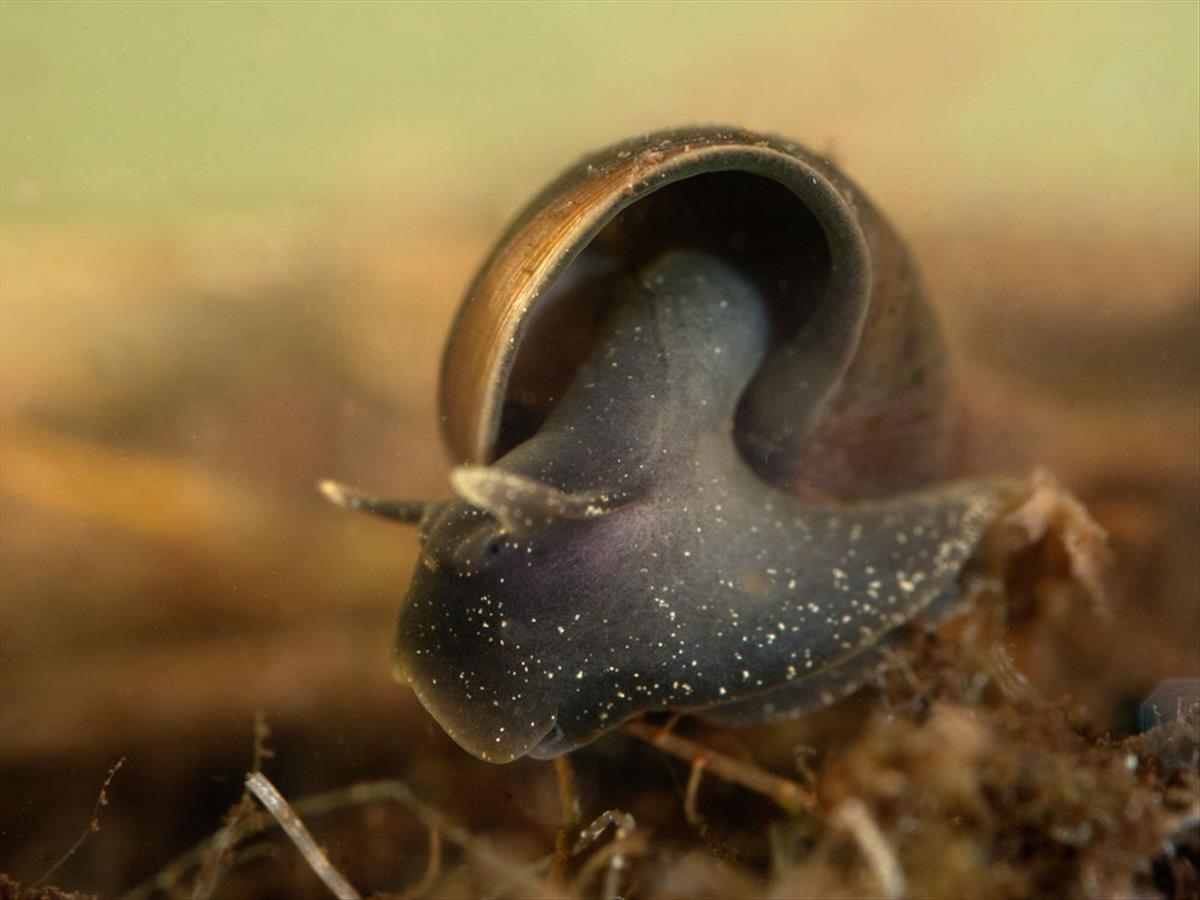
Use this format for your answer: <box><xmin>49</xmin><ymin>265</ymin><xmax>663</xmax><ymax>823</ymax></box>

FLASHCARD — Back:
<box><xmin>2</xmin><ymin>1</ymin><xmax>1196</xmax><ymax>229</ymax></box>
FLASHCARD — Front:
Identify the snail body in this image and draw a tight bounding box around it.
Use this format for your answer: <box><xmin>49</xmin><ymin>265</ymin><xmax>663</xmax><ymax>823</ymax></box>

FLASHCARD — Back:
<box><xmin>324</xmin><ymin>127</ymin><xmax>1004</xmax><ymax>763</ymax></box>
<box><xmin>398</xmin><ymin>251</ymin><xmax>996</xmax><ymax>762</ymax></box>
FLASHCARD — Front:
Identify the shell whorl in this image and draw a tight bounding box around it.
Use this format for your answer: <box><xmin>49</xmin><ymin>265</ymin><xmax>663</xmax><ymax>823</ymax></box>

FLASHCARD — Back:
<box><xmin>438</xmin><ymin>125</ymin><xmax>959</xmax><ymax>501</ymax></box>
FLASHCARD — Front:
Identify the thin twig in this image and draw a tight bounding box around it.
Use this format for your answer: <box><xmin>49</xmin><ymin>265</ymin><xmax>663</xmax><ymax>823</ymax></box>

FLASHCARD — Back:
<box><xmin>478</xmin><ymin>855</ymin><xmax>554</xmax><ymax>900</ymax></box>
<box><xmin>32</xmin><ymin>756</ymin><xmax>125</xmax><ymax>888</ymax></box>
<box><xmin>378</xmin><ymin>826</ymin><xmax>443</xmax><ymax>900</ymax></box>
<box><xmin>126</xmin><ymin>779</ymin><xmax>554</xmax><ymax>900</ymax></box>
<box><xmin>571</xmin><ymin>810</ymin><xmax>638</xmax><ymax>900</ymax></box>
<box><xmin>573</xmin><ymin>809</ymin><xmax>636</xmax><ymax>855</ymax></box>
<box><xmin>406</xmin><ymin>826</ymin><xmax>443</xmax><ymax>899</ymax></box>
<box><xmin>570</xmin><ymin>833</ymin><xmax>645</xmax><ymax>900</ymax></box>
<box><xmin>252</xmin><ymin>711</ymin><xmax>275</xmax><ymax>771</ymax></box>
<box><xmin>683</xmin><ymin>756</ymin><xmax>709</xmax><ymax>831</ymax></box>
<box><xmin>792</xmin><ymin>745</ymin><xmax>819</xmax><ymax>792</ymax></box>
<box><xmin>622</xmin><ymin>719</ymin><xmax>814</xmax><ymax>813</ymax></box>
<box><xmin>192</xmin><ymin>712</ymin><xmax>276</xmax><ymax>900</ymax></box>
<box><xmin>655</xmin><ymin>712</ymin><xmax>683</xmax><ymax>739</ymax></box>
<box><xmin>553</xmin><ymin>755</ymin><xmax>582</xmax><ymax>828</ymax></box>
<box><xmin>550</xmin><ymin>755</ymin><xmax>582</xmax><ymax>884</ymax></box>
<box><xmin>987</xmin><ymin>642</ymin><xmax>1046</xmax><ymax>707</ymax></box>
<box><xmin>832</xmin><ymin>798</ymin><xmax>905</xmax><ymax>900</ymax></box>
<box><xmin>245</xmin><ymin>771</ymin><xmax>362</xmax><ymax>900</ymax></box>
<box><xmin>190</xmin><ymin>795</ymin><xmax>256</xmax><ymax>900</ymax></box>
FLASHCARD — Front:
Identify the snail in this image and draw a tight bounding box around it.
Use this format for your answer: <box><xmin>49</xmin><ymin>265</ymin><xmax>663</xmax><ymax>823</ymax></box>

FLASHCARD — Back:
<box><xmin>322</xmin><ymin>127</ymin><xmax>1005</xmax><ymax>764</ymax></box>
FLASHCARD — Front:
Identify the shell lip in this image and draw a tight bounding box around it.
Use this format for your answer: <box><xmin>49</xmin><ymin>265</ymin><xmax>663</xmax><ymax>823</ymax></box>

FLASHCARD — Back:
<box><xmin>438</xmin><ymin>125</ymin><xmax>874</xmax><ymax>469</ymax></box>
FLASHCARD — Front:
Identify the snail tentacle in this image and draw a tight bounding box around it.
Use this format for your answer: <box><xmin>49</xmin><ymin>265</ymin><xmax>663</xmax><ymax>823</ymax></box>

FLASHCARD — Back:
<box><xmin>450</xmin><ymin>466</ymin><xmax>628</xmax><ymax>537</ymax></box>
<box><xmin>317</xmin><ymin>480</ymin><xmax>432</xmax><ymax>526</ymax></box>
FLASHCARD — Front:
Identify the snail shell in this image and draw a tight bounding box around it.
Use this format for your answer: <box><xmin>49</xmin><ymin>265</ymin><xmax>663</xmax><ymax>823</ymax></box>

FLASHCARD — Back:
<box><xmin>335</xmin><ymin>127</ymin><xmax>1003</xmax><ymax>763</ymax></box>
<box><xmin>440</xmin><ymin>125</ymin><xmax>960</xmax><ymax>501</ymax></box>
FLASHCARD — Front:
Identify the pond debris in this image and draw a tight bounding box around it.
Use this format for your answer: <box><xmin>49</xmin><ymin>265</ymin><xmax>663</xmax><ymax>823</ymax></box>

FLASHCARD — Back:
<box><xmin>190</xmin><ymin>712</ymin><xmax>275</xmax><ymax>900</ymax></box>
<box><xmin>570</xmin><ymin>810</ymin><xmax>640</xmax><ymax>900</ymax></box>
<box><xmin>550</xmin><ymin>755</ymin><xmax>583</xmax><ymax>884</ymax></box>
<box><xmin>392</xmin><ymin>825</ymin><xmax>442</xmax><ymax>900</ymax></box>
<box><xmin>621</xmin><ymin>718</ymin><xmax>814</xmax><ymax>814</ymax></box>
<box><xmin>244</xmin><ymin>772</ymin><xmax>362</xmax><ymax>900</ymax></box>
<box><xmin>683</xmin><ymin>755</ymin><xmax>710</xmax><ymax>833</ymax></box>
<box><xmin>29</xmin><ymin>757</ymin><xmax>125</xmax><ymax>892</ymax></box>
<box><xmin>830</xmin><ymin>798</ymin><xmax>904</xmax><ymax>899</ymax></box>
<box><xmin>124</xmin><ymin>776</ymin><xmax>557</xmax><ymax>900</ymax></box>
<box><xmin>1003</xmin><ymin>466</ymin><xmax>1114</xmax><ymax>619</ymax></box>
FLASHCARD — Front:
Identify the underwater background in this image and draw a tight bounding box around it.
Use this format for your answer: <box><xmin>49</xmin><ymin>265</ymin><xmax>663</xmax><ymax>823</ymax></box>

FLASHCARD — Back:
<box><xmin>2</xmin><ymin>2</ymin><xmax>1197</xmax><ymax>896</ymax></box>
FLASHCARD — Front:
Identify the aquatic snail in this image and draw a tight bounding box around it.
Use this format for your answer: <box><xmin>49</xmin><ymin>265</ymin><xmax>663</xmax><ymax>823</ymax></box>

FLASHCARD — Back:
<box><xmin>322</xmin><ymin>126</ymin><xmax>1005</xmax><ymax>763</ymax></box>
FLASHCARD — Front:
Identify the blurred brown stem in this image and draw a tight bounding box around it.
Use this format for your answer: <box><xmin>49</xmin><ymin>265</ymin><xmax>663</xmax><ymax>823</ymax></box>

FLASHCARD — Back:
<box><xmin>621</xmin><ymin>719</ymin><xmax>814</xmax><ymax>814</ymax></box>
<box><xmin>549</xmin><ymin>755</ymin><xmax>582</xmax><ymax>884</ymax></box>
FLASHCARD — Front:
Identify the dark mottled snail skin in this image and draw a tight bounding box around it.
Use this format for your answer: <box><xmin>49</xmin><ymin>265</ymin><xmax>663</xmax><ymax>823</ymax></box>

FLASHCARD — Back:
<box><xmin>323</xmin><ymin>128</ymin><xmax>1004</xmax><ymax>763</ymax></box>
